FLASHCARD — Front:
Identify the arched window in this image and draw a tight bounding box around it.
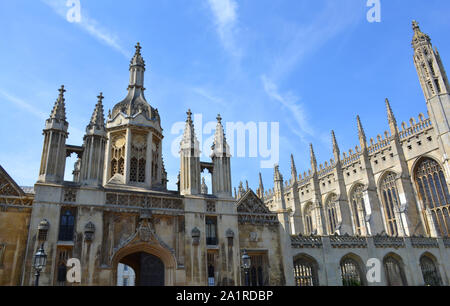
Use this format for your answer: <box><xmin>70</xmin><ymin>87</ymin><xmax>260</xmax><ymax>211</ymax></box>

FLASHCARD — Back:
<box><xmin>129</xmin><ymin>135</ymin><xmax>147</xmax><ymax>183</ymax></box>
<box><xmin>414</xmin><ymin>158</ymin><xmax>450</xmax><ymax>237</ymax></box>
<box><xmin>420</xmin><ymin>254</ymin><xmax>442</xmax><ymax>286</ymax></box>
<box><xmin>383</xmin><ymin>254</ymin><xmax>407</xmax><ymax>286</ymax></box>
<box><xmin>350</xmin><ymin>185</ymin><xmax>366</xmax><ymax>236</ymax></box>
<box><xmin>304</xmin><ymin>204</ymin><xmax>314</xmax><ymax>235</ymax></box>
<box><xmin>326</xmin><ymin>194</ymin><xmax>339</xmax><ymax>234</ymax></box>
<box><xmin>380</xmin><ymin>173</ymin><xmax>400</xmax><ymax>236</ymax></box>
<box><xmin>58</xmin><ymin>209</ymin><xmax>75</xmax><ymax>241</ymax></box>
<box><xmin>111</xmin><ymin>135</ymin><xmax>126</xmax><ymax>177</ymax></box>
<box><xmin>340</xmin><ymin>256</ymin><xmax>365</xmax><ymax>286</ymax></box>
<box><xmin>294</xmin><ymin>255</ymin><xmax>319</xmax><ymax>286</ymax></box>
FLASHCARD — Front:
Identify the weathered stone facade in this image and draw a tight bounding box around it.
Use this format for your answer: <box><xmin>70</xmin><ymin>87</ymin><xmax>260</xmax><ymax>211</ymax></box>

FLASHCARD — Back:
<box><xmin>0</xmin><ymin>21</ymin><xmax>449</xmax><ymax>286</ymax></box>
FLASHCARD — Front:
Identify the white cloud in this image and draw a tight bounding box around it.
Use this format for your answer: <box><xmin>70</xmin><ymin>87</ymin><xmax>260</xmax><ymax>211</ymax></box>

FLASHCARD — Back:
<box><xmin>270</xmin><ymin>0</ymin><xmax>361</xmax><ymax>81</ymax></box>
<box><xmin>206</xmin><ymin>0</ymin><xmax>241</xmax><ymax>58</ymax></box>
<box><xmin>42</xmin><ymin>0</ymin><xmax>131</xmax><ymax>58</ymax></box>
<box><xmin>0</xmin><ymin>88</ymin><xmax>47</xmax><ymax>120</ymax></box>
<box><xmin>261</xmin><ymin>75</ymin><xmax>314</xmax><ymax>144</ymax></box>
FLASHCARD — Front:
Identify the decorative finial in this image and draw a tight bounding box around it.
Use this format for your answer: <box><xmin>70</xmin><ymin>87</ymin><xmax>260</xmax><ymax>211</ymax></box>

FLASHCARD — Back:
<box><xmin>217</xmin><ymin>114</ymin><xmax>222</xmax><ymax>123</ymax></box>
<box><xmin>58</xmin><ymin>85</ymin><xmax>66</xmax><ymax>96</ymax></box>
<box><xmin>135</xmin><ymin>42</ymin><xmax>142</xmax><ymax>54</ymax></box>
<box><xmin>412</xmin><ymin>20</ymin><xmax>419</xmax><ymax>31</ymax></box>
<box><xmin>187</xmin><ymin>109</ymin><xmax>192</xmax><ymax>122</ymax></box>
<box><xmin>97</xmin><ymin>92</ymin><xmax>104</xmax><ymax>102</ymax></box>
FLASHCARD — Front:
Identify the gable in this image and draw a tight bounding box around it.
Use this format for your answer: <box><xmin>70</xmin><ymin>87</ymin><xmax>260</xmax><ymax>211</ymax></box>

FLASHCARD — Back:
<box><xmin>0</xmin><ymin>166</ymin><xmax>24</xmax><ymax>197</ymax></box>
<box><xmin>237</xmin><ymin>190</ymin><xmax>272</xmax><ymax>214</ymax></box>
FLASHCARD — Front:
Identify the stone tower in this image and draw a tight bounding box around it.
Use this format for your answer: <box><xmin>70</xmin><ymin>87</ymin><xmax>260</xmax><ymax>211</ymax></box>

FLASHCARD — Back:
<box><xmin>412</xmin><ymin>21</ymin><xmax>450</xmax><ymax>176</ymax></box>
<box><xmin>180</xmin><ymin>110</ymin><xmax>201</xmax><ymax>195</ymax></box>
<box><xmin>38</xmin><ymin>86</ymin><xmax>69</xmax><ymax>184</ymax></box>
<box><xmin>79</xmin><ymin>93</ymin><xmax>107</xmax><ymax>186</ymax></box>
<box><xmin>103</xmin><ymin>43</ymin><xmax>164</xmax><ymax>189</ymax></box>
<box><xmin>211</xmin><ymin>114</ymin><xmax>232</xmax><ymax>198</ymax></box>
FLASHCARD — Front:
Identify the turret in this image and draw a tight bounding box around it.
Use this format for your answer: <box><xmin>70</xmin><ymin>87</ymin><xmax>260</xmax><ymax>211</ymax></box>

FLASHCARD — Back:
<box><xmin>38</xmin><ymin>86</ymin><xmax>69</xmax><ymax>183</ymax></box>
<box><xmin>80</xmin><ymin>93</ymin><xmax>107</xmax><ymax>186</ymax></box>
<box><xmin>211</xmin><ymin>114</ymin><xmax>232</xmax><ymax>197</ymax></box>
<box><xmin>180</xmin><ymin>110</ymin><xmax>201</xmax><ymax>195</ymax></box>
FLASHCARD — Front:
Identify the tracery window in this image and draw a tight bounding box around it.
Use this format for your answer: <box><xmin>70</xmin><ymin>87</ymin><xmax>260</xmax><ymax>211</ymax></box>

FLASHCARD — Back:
<box><xmin>326</xmin><ymin>194</ymin><xmax>339</xmax><ymax>234</ymax></box>
<box><xmin>340</xmin><ymin>256</ymin><xmax>365</xmax><ymax>286</ymax></box>
<box><xmin>384</xmin><ymin>255</ymin><xmax>407</xmax><ymax>286</ymax></box>
<box><xmin>130</xmin><ymin>134</ymin><xmax>147</xmax><ymax>183</ymax></box>
<box><xmin>420</xmin><ymin>255</ymin><xmax>442</xmax><ymax>286</ymax></box>
<box><xmin>248</xmin><ymin>254</ymin><xmax>267</xmax><ymax>286</ymax></box>
<box><xmin>55</xmin><ymin>247</ymin><xmax>71</xmax><ymax>286</ymax></box>
<box><xmin>111</xmin><ymin>135</ymin><xmax>125</xmax><ymax>177</ymax></box>
<box><xmin>152</xmin><ymin>139</ymin><xmax>160</xmax><ymax>182</ymax></box>
<box><xmin>380</xmin><ymin>173</ymin><xmax>400</xmax><ymax>236</ymax></box>
<box><xmin>304</xmin><ymin>203</ymin><xmax>314</xmax><ymax>235</ymax></box>
<box><xmin>205</xmin><ymin>217</ymin><xmax>218</xmax><ymax>246</ymax></box>
<box><xmin>414</xmin><ymin>158</ymin><xmax>450</xmax><ymax>237</ymax></box>
<box><xmin>294</xmin><ymin>255</ymin><xmax>319</xmax><ymax>286</ymax></box>
<box><xmin>350</xmin><ymin>184</ymin><xmax>366</xmax><ymax>236</ymax></box>
<box><xmin>58</xmin><ymin>209</ymin><xmax>75</xmax><ymax>241</ymax></box>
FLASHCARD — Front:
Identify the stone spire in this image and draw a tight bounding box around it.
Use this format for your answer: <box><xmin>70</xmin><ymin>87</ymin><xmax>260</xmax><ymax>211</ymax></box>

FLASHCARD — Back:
<box><xmin>180</xmin><ymin>109</ymin><xmax>200</xmax><ymax>154</ymax></box>
<box><xmin>411</xmin><ymin>20</ymin><xmax>431</xmax><ymax>47</ymax></box>
<box><xmin>310</xmin><ymin>144</ymin><xmax>317</xmax><ymax>173</ymax></box>
<box><xmin>49</xmin><ymin>85</ymin><xmax>67</xmax><ymax>121</ymax></box>
<box><xmin>238</xmin><ymin>181</ymin><xmax>245</xmax><ymax>199</ymax></box>
<box><xmin>129</xmin><ymin>42</ymin><xmax>146</xmax><ymax>89</ymax></box>
<box><xmin>274</xmin><ymin>164</ymin><xmax>283</xmax><ymax>182</ymax></box>
<box><xmin>357</xmin><ymin>115</ymin><xmax>368</xmax><ymax>150</ymax></box>
<box><xmin>201</xmin><ymin>177</ymin><xmax>208</xmax><ymax>194</ymax></box>
<box><xmin>180</xmin><ymin>109</ymin><xmax>201</xmax><ymax>195</ymax></box>
<box><xmin>87</xmin><ymin>93</ymin><xmax>106</xmax><ymax>132</ymax></box>
<box><xmin>290</xmin><ymin>154</ymin><xmax>297</xmax><ymax>183</ymax></box>
<box><xmin>111</xmin><ymin>43</ymin><xmax>158</xmax><ymax>122</ymax></box>
<box><xmin>331</xmin><ymin>130</ymin><xmax>340</xmax><ymax>161</ymax></box>
<box><xmin>256</xmin><ymin>172</ymin><xmax>264</xmax><ymax>199</ymax></box>
<box><xmin>39</xmin><ymin>86</ymin><xmax>69</xmax><ymax>183</ymax></box>
<box><xmin>211</xmin><ymin>114</ymin><xmax>230</xmax><ymax>157</ymax></box>
<box><xmin>211</xmin><ymin>114</ymin><xmax>232</xmax><ymax>197</ymax></box>
<box><xmin>385</xmin><ymin>98</ymin><xmax>398</xmax><ymax>136</ymax></box>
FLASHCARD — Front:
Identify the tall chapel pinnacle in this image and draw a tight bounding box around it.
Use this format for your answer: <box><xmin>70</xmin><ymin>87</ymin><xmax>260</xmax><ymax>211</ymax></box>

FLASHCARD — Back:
<box><xmin>49</xmin><ymin>85</ymin><xmax>67</xmax><ymax>121</ymax></box>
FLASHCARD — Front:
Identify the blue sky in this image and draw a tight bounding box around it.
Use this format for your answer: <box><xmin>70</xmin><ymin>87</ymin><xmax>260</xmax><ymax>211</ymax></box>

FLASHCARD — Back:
<box><xmin>0</xmin><ymin>0</ymin><xmax>449</xmax><ymax>193</ymax></box>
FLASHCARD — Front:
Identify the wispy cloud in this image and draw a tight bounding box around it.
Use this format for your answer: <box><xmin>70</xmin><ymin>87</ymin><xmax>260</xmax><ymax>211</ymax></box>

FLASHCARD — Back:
<box><xmin>206</xmin><ymin>0</ymin><xmax>241</xmax><ymax>58</ymax></box>
<box><xmin>261</xmin><ymin>75</ymin><xmax>314</xmax><ymax>144</ymax></box>
<box><xmin>190</xmin><ymin>87</ymin><xmax>227</xmax><ymax>107</ymax></box>
<box><xmin>0</xmin><ymin>88</ymin><xmax>47</xmax><ymax>120</ymax></box>
<box><xmin>42</xmin><ymin>0</ymin><xmax>131</xmax><ymax>58</ymax></box>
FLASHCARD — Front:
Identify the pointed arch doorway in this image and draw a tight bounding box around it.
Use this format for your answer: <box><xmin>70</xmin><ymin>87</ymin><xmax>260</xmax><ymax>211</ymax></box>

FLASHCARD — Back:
<box><xmin>112</xmin><ymin>243</ymin><xmax>176</xmax><ymax>286</ymax></box>
<box><xmin>119</xmin><ymin>252</ymin><xmax>164</xmax><ymax>286</ymax></box>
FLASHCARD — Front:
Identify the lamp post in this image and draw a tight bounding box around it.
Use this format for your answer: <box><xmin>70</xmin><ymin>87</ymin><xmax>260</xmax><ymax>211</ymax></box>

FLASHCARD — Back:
<box><xmin>241</xmin><ymin>250</ymin><xmax>251</xmax><ymax>286</ymax></box>
<box><xmin>33</xmin><ymin>244</ymin><xmax>47</xmax><ymax>286</ymax></box>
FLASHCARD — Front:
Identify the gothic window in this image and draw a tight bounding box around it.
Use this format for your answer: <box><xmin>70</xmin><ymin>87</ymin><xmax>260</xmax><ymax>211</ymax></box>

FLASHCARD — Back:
<box><xmin>414</xmin><ymin>158</ymin><xmax>450</xmax><ymax>237</ymax></box>
<box><xmin>111</xmin><ymin>135</ymin><xmax>125</xmax><ymax>177</ymax></box>
<box><xmin>130</xmin><ymin>134</ymin><xmax>147</xmax><ymax>183</ymax></box>
<box><xmin>248</xmin><ymin>253</ymin><xmax>267</xmax><ymax>286</ymax></box>
<box><xmin>383</xmin><ymin>254</ymin><xmax>407</xmax><ymax>286</ymax></box>
<box><xmin>326</xmin><ymin>194</ymin><xmax>339</xmax><ymax>234</ymax></box>
<box><xmin>55</xmin><ymin>247</ymin><xmax>71</xmax><ymax>286</ymax></box>
<box><xmin>207</xmin><ymin>252</ymin><xmax>216</xmax><ymax>286</ymax></box>
<box><xmin>206</xmin><ymin>217</ymin><xmax>218</xmax><ymax>246</ymax></box>
<box><xmin>350</xmin><ymin>184</ymin><xmax>366</xmax><ymax>236</ymax></box>
<box><xmin>152</xmin><ymin>138</ymin><xmax>160</xmax><ymax>182</ymax></box>
<box><xmin>58</xmin><ymin>209</ymin><xmax>75</xmax><ymax>241</ymax></box>
<box><xmin>304</xmin><ymin>203</ymin><xmax>314</xmax><ymax>235</ymax></box>
<box><xmin>380</xmin><ymin>173</ymin><xmax>400</xmax><ymax>236</ymax></box>
<box><xmin>340</xmin><ymin>256</ymin><xmax>365</xmax><ymax>286</ymax></box>
<box><xmin>420</xmin><ymin>254</ymin><xmax>442</xmax><ymax>286</ymax></box>
<box><xmin>294</xmin><ymin>255</ymin><xmax>319</xmax><ymax>286</ymax></box>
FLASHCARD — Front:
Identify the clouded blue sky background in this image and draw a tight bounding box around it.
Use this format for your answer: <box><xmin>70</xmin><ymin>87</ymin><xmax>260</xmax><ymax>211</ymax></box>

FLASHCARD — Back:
<box><xmin>0</xmin><ymin>0</ymin><xmax>449</xmax><ymax>193</ymax></box>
